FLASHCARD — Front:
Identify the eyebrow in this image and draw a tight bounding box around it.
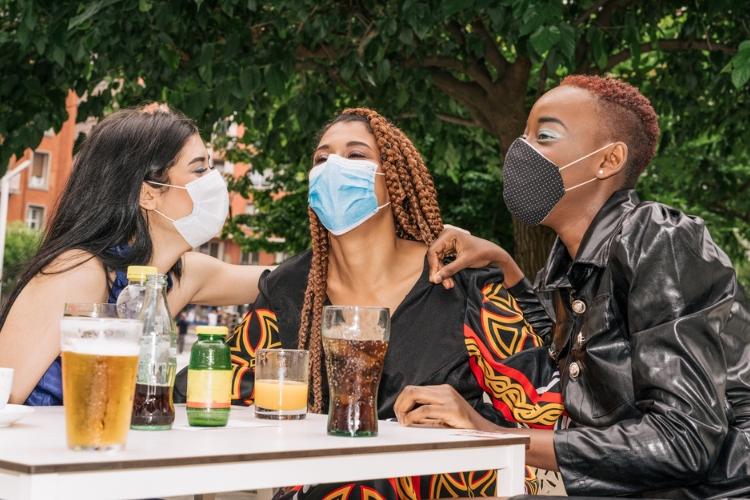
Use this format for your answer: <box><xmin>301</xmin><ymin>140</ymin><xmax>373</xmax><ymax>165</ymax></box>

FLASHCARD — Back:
<box><xmin>315</xmin><ymin>141</ymin><xmax>374</xmax><ymax>152</ymax></box>
<box><xmin>538</xmin><ymin>116</ymin><xmax>567</xmax><ymax>130</ymax></box>
<box><xmin>187</xmin><ymin>156</ymin><xmax>206</xmax><ymax>165</ymax></box>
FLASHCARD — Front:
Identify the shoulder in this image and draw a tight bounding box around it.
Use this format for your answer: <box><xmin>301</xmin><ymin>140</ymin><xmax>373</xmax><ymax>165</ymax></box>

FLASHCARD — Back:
<box><xmin>39</xmin><ymin>250</ymin><xmax>106</xmax><ymax>285</ymax></box>
<box><xmin>451</xmin><ymin>266</ymin><xmax>506</xmax><ymax>301</ymax></box>
<box><xmin>22</xmin><ymin>250</ymin><xmax>107</xmax><ymax>302</ymax></box>
<box><xmin>262</xmin><ymin>250</ymin><xmax>312</xmax><ymax>294</ymax></box>
<box><xmin>618</xmin><ymin>201</ymin><xmax>732</xmax><ymax>267</ymax></box>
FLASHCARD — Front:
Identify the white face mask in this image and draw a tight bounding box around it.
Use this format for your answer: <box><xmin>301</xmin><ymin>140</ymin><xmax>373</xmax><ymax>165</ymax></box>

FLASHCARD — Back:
<box><xmin>148</xmin><ymin>169</ymin><xmax>230</xmax><ymax>248</ymax></box>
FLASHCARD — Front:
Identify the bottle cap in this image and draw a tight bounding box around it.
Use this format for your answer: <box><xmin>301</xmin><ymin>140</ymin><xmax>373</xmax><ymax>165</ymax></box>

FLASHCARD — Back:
<box><xmin>196</xmin><ymin>325</ymin><xmax>229</xmax><ymax>337</ymax></box>
<box><xmin>127</xmin><ymin>265</ymin><xmax>158</xmax><ymax>281</ymax></box>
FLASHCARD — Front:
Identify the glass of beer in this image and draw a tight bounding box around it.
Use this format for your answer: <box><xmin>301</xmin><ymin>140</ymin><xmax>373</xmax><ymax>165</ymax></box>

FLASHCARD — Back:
<box><xmin>60</xmin><ymin>317</ymin><xmax>142</xmax><ymax>451</ymax></box>
<box><xmin>254</xmin><ymin>349</ymin><xmax>309</xmax><ymax>419</ymax></box>
<box><xmin>322</xmin><ymin>306</ymin><xmax>390</xmax><ymax>437</ymax></box>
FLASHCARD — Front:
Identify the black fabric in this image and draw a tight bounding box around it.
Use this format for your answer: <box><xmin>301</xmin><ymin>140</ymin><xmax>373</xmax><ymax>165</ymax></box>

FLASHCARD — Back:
<box><xmin>502</xmin><ymin>138</ymin><xmax>566</xmax><ymax>226</ymax></box>
<box><xmin>531</xmin><ymin>189</ymin><xmax>750</xmax><ymax>498</ymax></box>
<box><xmin>237</xmin><ymin>251</ymin><xmax>513</xmax><ymax>419</ymax></box>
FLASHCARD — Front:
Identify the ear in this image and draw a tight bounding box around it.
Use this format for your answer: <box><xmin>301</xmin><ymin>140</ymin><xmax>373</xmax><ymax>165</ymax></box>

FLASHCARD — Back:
<box><xmin>139</xmin><ymin>182</ymin><xmax>161</xmax><ymax>211</ymax></box>
<box><xmin>596</xmin><ymin>142</ymin><xmax>628</xmax><ymax>180</ymax></box>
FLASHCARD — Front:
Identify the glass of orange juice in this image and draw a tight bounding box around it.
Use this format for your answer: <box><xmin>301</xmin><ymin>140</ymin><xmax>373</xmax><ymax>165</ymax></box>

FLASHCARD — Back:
<box><xmin>254</xmin><ymin>349</ymin><xmax>309</xmax><ymax>419</ymax></box>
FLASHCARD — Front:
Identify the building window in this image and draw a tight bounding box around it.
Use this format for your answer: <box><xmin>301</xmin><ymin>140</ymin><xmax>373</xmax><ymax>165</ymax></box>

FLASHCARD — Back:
<box><xmin>241</xmin><ymin>251</ymin><xmax>260</xmax><ymax>265</ymax></box>
<box><xmin>29</xmin><ymin>151</ymin><xmax>50</xmax><ymax>190</ymax></box>
<box><xmin>274</xmin><ymin>252</ymin><xmax>287</xmax><ymax>264</ymax></box>
<box><xmin>198</xmin><ymin>241</ymin><xmax>223</xmax><ymax>258</ymax></box>
<box><xmin>26</xmin><ymin>205</ymin><xmax>45</xmax><ymax>230</ymax></box>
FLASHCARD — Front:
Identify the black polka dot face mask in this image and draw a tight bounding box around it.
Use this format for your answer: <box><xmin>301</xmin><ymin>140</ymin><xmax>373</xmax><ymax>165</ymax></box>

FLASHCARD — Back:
<box><xmin>502</xmin><ymin>138</ymin><xmax>612</xmax><ymax>226</ymax></box>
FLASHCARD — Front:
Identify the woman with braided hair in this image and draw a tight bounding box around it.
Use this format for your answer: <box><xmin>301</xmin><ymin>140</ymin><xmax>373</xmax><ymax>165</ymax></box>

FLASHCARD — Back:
<box><xmin>228</xmin><ymin>108</ymin><xmax>564</xmax><ymax>498</ymax></box>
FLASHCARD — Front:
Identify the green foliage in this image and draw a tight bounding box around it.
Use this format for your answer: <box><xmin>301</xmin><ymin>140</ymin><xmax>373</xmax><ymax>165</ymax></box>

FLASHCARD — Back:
<box><xmin>1</xmin><ymin>0</ymin><xmax>748</xmax><ymax>276</ymax></box>
<box><xmin>2</xmin><ymin>222</ymin><xmax>41</xmax><ymax>296</ymax></box>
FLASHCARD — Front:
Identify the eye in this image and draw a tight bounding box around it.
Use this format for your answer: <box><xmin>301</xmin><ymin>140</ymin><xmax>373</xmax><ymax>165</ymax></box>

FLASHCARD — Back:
<box><xmin>537</xmin><ymin>129</ymin><xmax>559</xmax><ymax>142</ymax></box>
<box><xmin>313</xmin><ymin>154</ymin><xmax>327</xmax><ymax>165</ymax></box>
<box><xmin>193</xmin><ymin>165</ymin><xmax>209</xmax><ymax>174</ymax></box>
<box><xmin>347</xmin><ymin>151</ymin><xmax>367</xmax><ymax>159</ymax></box>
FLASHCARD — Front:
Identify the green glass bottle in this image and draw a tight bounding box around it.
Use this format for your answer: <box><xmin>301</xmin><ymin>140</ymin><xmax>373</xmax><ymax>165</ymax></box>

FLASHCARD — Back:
<box><xmin>187</xmin><ymin>326</ymin><xmax>232</xmax><ymax>427</ymax></box>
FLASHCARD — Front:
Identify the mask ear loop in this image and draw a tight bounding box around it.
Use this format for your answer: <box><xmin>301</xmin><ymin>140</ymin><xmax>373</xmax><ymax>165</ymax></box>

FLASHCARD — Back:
<box><xmin>558</xmin><ymin>143</ymin><xmax>614</xmax><ymax>171</ymax></box>
<box><xmin>146</xmin><ymin>180</ymin><xmax>187</xmax><ymax>190</ymax></box>
<box><xmin>373</xmin><ymin>171</ymin><xmax>390</xmax><ymax>210</ymax></box>
<box><xmin>145</xmin><ymin>180</ymin><xmax>185</xmax><ymax>222</ymax></box>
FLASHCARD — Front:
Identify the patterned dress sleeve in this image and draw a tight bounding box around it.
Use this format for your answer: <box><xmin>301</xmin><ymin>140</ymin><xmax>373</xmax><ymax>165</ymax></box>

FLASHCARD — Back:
<box><xmin>460</xmin><ymin>270</ymin><xmax>566</xmax><ymax>495</ymax></box>
<box><xmin>462</xmin><ymin>270</ymin><xmax>564</xmax><ymax>429</ymax></box>
<box><xmin>229</xmin><ymin>271</ymin><xmax>283</xmax><ymax>406</ymax></box>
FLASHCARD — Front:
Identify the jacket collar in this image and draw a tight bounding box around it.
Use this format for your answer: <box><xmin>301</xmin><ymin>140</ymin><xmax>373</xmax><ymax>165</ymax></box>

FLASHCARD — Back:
<box><xmin>538</xmin><ymin>189</ymin><xmax>641</xmax><ymax>291</ymax></box>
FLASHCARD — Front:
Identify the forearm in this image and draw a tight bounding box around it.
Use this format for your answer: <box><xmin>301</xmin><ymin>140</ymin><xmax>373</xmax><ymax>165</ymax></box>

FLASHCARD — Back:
<box><xmin>474</xmin><ymin>419</ymin><xmax>558</xmax><ymax>471</ymax></box>
<box><xmin>491</xmin><ymin>248</ymin><xmax>525</xmax><ymax>288</ymax></box>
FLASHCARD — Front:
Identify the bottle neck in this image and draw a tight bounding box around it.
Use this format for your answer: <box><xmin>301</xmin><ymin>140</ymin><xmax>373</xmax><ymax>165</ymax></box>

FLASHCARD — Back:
<box><xmin>197</xmin><ymin>334</ymin><xmax>225</xmax><ymax>342</ymax></box>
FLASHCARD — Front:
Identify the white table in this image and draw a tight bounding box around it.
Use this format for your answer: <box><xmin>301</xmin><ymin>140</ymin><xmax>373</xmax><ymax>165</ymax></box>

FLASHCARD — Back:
<box><xmin>0</xmin><ymin>406</ymin><xmax>528</xmax><ymax>499</ymax></box>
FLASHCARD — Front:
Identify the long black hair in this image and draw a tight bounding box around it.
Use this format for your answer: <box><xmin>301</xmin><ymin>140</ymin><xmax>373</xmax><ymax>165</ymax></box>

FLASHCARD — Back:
<box><xmin>0</xmin><ymin>105</ymin><xmax>199</xmax><ymax>327</ymax></box>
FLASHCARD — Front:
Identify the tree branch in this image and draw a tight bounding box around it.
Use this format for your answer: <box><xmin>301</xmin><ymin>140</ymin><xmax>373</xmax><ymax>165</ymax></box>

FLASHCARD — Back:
<box><xmin>575</xmin><ymin>0</ymin><xmax>613</xmax><ymax>25</ymax></box>
<box><xmin>447</xmin><ymin>21</ymin><xmax>467</xmax><ymax>46</ymax></box>
<box><xmin>398</xmin><ymin>112</ymin><xmax>481</xmax><ymax>128</ymax></box>
<box><xmin>604</xmin><ymin>39</ymin><xmax>737</xmax><ymax>70</ymax></box>
<box><xmin>427</xmin><ymin>68</ymin><xmax>493</xmax><ymax>132</ymax></box>
<box><xmin>417</xmin><ymin>56</ymin><xmax>495</xmax><ymax>94</ymax></box>
<box><xmin>471</xmin><ymin>19</ymin><xmax>508</xmax><ymax>76</ymax></box>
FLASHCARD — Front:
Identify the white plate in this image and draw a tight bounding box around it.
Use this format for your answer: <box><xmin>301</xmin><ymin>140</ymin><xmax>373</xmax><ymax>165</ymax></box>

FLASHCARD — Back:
<box><xmin>0</xmin><ymin>404</ymin><xmax>34</xmax><ymax>427</ymax></box>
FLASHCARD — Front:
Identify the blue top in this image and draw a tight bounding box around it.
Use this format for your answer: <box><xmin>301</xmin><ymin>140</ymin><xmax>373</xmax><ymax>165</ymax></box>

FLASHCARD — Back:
<box><xmin>25</xmin><ymin>246</ymin><xmax>172</xmax><ymax>406</ymax></box>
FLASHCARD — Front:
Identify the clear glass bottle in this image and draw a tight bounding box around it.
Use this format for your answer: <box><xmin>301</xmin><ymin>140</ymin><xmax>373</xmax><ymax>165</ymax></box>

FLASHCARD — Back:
<box><xmin>116</xmin><ymin>265</ymin><xmax>158</xmax><ymax>319</ymax></box>
<box><xmin>131</xmin><ymin>274</ymin><xmax>176</xmax><ymax>430</ymax></box>
<box><xmin>187</xmin><ymin>326</ymin><xmax>232</xmax><ymax>427</ymax></box>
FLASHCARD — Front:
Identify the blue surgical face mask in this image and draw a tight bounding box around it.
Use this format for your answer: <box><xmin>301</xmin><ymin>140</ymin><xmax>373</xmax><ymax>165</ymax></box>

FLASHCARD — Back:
<box><xmin>308</xmin><ymin>154</ymin><xmax>390</xmax><ymax>236</ymax></box>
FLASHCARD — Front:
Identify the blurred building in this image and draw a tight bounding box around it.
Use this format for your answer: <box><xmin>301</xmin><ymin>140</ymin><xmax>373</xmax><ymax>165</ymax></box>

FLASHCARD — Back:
<box><xmin>5</xmin><ymin>93</ymin><xmax>282</xmax><ymax>266</ymax></box>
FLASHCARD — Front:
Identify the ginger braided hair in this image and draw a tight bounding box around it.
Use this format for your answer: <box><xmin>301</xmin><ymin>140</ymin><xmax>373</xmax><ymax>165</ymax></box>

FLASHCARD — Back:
<box><xmin>299</xmin><ymin>108</ymin><xmax>444</xmax><ymax>413</ymax></box>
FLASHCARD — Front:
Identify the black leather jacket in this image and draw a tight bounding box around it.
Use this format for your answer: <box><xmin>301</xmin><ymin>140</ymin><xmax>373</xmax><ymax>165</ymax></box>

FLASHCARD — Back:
<box><xmin>518</xmin><ymin>190</ymin><xmax>750</xmax><ymax>498</ymax></box>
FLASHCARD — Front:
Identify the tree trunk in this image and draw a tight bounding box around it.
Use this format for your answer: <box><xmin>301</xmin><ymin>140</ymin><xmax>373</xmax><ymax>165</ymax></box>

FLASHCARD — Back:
<box><xmin>428</xmin><ymin>57</ymin><xmax>558</xmax><ymax>277</ymax></box>
<box><xmin>511</xmin><ymin>218</ymin><xmax>557</xmax><ymax>278</ymax></box>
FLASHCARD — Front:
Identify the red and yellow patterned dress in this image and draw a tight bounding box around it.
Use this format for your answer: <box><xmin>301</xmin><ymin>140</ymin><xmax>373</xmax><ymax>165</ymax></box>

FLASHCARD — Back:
<box><xmin>229</xmin><ymin>251</ymin><xmax>564</xmax><ymax>498</ymax></box>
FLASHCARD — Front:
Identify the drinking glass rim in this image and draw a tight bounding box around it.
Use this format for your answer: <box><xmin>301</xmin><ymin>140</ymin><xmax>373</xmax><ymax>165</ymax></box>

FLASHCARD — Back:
<box><xmin>323</xmin><ymin>305</ymin><xmax>390</xmax><ymax>312</ymax></box>
<box><xmin>60</xmin><ymin>317</ymin><xmax>143</xmax><ymax>326</ymax></box>
<box><xmin>257</xmin><ymin>348</ymin><xmax>309</xmax><ymax>355</ymax></box>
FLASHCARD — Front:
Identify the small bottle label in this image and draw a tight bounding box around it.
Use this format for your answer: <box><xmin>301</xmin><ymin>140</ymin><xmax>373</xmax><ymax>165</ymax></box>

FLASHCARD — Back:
<box><xmin>187</xmin><ymin>369</ymin><xmax>232</xmax><ymax>409</ymax></box>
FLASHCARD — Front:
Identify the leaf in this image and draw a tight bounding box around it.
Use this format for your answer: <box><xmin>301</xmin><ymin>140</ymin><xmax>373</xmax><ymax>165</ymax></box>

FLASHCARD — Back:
<box><xmin>139</xmin><ymin>0</ymin><xmax>152</xmax><ymax>12</ymax></box>
<box><xmin>376</xmin><ymin>58</ymin><xmax>391</xmax><ymax>82</ymax></box>
<box><xmin>529</xmin><ymin>26</ymin><xmax>560</xmax><ymax>55</ymax></box>
<box><xmin>264</xmin><ymin>65</ymin><xmax>285</xmax><ymax>97</ymax></box>
<box><xmin>558</xmin><ymin>23</ymin><xmax>576</xmax><ymax>61</ymax></box>
<box><xmin>51</xmin><ymin>46</ymin><xmax>66</xmax><ymax>67</ymax></box>
<box><xmin>732</xmin><ymin>65</ymin><xmax>750</xmax><ymax>88</ymax></box>
<box><xmin>442</xmin><ymin>0</ymin><xmax>472</xmax><ymax>18</ymax></box>
<box><xmin>68</xmin><ymin>0</ymin><xmax>121</xmax><ymax>30</ymax></box>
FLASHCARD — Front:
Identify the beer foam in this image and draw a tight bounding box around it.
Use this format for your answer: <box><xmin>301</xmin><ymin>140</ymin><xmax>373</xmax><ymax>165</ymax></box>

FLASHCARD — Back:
<box><xmin>61</xmin><ymin>338</ymin><xmax>139</xmax><ymax>356</ymax></box>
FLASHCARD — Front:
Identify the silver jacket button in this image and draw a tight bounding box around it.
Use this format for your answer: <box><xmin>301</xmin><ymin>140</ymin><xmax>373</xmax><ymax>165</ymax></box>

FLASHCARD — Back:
<box><xmin>569</xmin><ymin>361</ymin><xmax>581</xmax><ymax>379</ymax></box>
<box><xmin>571</xmin><ymin>299</ymin><xmax>587</xmax><ymax>314</ymax></box>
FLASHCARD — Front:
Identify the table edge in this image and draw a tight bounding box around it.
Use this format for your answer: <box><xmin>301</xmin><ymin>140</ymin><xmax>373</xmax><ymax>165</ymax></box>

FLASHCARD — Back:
<box><xmin>0</xmin><ymin>436</ymin><xmax>529</xmax><ymax>474</ymax></box>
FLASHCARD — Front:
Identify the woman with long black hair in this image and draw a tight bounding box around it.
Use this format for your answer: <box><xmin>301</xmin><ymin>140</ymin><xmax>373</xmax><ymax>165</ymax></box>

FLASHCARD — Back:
<box><xmin>0</xmin><ymin>104</ymin><xmax>269</xmax><ymax>405</ymax></box>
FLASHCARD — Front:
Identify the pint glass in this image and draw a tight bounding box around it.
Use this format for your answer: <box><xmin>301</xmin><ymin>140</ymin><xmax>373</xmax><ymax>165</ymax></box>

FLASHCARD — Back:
<box><xmin>61</xmin><ymin>317</ymin><xmax>141</xmax><ymax>450</ymax></box>
<box><xmin>322</xmin><ymin>306</ymin><xmax>390</xmax><ymax>437</ymax></box>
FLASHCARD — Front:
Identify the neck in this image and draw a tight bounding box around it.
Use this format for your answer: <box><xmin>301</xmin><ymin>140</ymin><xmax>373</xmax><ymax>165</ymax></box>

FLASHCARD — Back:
<box><xmin>327</xmin><ymin>214</ymin><xmax>401</xmax><ymax>288</ymax></box>
<box><xmin>147</xmin><ymin>214</ymin><xmax>190</xmax><ymax>274</ymax></box>
<box><xmin>547</xmin><ymin>191</ymin><xmax>612</xmax><ymax>260</ymax></box>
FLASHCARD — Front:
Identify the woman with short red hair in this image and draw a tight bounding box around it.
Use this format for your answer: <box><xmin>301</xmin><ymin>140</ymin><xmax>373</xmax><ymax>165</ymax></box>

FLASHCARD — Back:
<box><xmin>396</xmin><ymin>75</ymin><xmax>750</xmax><ymax>498</ymax></box>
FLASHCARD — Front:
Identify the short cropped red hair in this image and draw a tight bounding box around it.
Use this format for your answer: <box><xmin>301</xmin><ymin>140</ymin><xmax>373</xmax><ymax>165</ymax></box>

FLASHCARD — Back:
<box><xmin>561</xmin><ymin>75</ymin><xmax>660</xmax><ymax>187</ymax></box>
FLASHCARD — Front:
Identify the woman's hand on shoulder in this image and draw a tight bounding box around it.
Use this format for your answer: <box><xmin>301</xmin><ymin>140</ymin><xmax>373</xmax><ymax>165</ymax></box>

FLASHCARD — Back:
<box><xmin>428</xmin><ymin>226</ymin><xmax>525</xmax><ymax>289</ymax></box>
